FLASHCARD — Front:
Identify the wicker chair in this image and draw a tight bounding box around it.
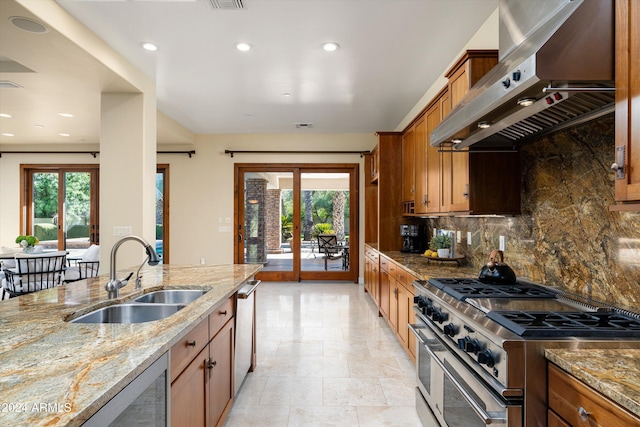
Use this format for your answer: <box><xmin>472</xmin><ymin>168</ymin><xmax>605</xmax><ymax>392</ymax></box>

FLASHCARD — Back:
<box><xmin>5</xmin><ymin>251</ymin><xmax>67</xmax><ymax>296</ymax></box>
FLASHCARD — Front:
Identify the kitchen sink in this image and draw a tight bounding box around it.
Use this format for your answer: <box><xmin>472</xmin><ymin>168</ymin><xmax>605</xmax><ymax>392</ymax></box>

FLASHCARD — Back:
<box><xmin>70</xmin><ymin>303</ymin><xmax>185</xmax><ymax>324</ymax></box>
<box><xmin>134</xmin><ymin>290</ymin><xmax>207</xmax><ymax>304</ymax></box>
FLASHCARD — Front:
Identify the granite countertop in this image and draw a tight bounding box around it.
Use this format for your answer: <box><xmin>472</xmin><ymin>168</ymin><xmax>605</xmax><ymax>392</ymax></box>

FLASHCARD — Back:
<box><xmin>379</xmin><ymin>250</ymin><xmax>479</xmax><ymax>280</ymax></box>
<box><xmin>545</xmin><ymin>349</ymin><xmax>640</xmax><ymax>419</ymax></box>
<box><xmin>0</xmin><ymin>263</ymin><xmax>261</xmax><ymax>427</ymax></box>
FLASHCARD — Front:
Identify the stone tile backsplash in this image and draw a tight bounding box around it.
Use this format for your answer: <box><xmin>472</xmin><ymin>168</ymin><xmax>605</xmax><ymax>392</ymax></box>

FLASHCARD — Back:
<box><xmin>424</xmin><ymin>114</ymin><xmax>640</xmax><ymax>312</ymax></box>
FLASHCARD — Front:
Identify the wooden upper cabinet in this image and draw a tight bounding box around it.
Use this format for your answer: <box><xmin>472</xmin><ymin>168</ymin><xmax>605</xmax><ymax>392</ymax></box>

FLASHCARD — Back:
<box><xmin>402</xmin><ymin>126</ymin><xmax>415</xmax><ymax>206</ymax></box>
<box><xmin>425</xmin><ymin>101</ymin><xmax>442</xmax><ymax>213</ymax></box>
<box><xmin>413</xmin><ymin>116</ymin><xmax>429</xmax><ymax>214</ymax></box>
<box><xmin>614</xmin><ymin>0</ymin><xmax>640</xmax><ymax>206</ymax></box>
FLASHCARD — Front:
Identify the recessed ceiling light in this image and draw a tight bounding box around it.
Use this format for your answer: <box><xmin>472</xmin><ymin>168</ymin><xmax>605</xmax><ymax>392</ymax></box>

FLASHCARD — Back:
<box><xmin>58</xmin><ymin>133</ymin><xmax>70</xmax><ymax>137</ymax></box>
<box><xmin>283</xmin><ymin>92</ymin><xmax>292</xmax><ymax>97</ymax></box>
<box><xmin>58</xmin><ymin>112</ymin><xmax>74</xmax><ymax>118</ymax></box>
<box><xmin>477</xmin><ymin>121</ymin><xmax>491</xmax><ymax>129</ymax></box>
<box><xmin>34</xmin><ymin>124</ymin><xmax>45</xmax><ymax>128</ymax></box>
<box><xmin>141</xmin><ymin>42</ymin><xmax>158</xmax><ymax>51</ymax></box>
<box><xmin>1</xmin><ymin>133</ymin><xmax>14</xmax><ymax>137</ymax></box>
<box><xmin>9</xmin><ymin>16</ymin><xmax>48</xmax><ymax>34</ymax></box>
<box><xmin>517</xmin><ymin>97</ymin><xmax>536</xmax><ymax>107</ymax></box>
<box><xmin>322</xmin><ymin>42</ymin><xmax>340</xmax><ymax>52</ymax></box>
<box><xmin>236</xmin><ymin>42</ymin><xmax>252</xmax><ymax>51</ymax></box>
<box><xmin>0</xmin><ymin>113</ymin><xmax>12</xmax><ymax>118</ymax></box>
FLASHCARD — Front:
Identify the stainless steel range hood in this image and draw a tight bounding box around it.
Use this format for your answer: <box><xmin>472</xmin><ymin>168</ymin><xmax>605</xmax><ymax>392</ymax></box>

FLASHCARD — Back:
<box><xmin>431</xmin><ymin>0</ymin><xmax>614</xmax><ymax>150</ymax></box>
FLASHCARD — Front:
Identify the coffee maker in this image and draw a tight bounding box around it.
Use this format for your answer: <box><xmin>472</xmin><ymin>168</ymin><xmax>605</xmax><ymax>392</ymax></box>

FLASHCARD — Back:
<box><xmin>400</xmin><ymin>224</ymin><xmax>426</xmax><ymax>253</ymax></box>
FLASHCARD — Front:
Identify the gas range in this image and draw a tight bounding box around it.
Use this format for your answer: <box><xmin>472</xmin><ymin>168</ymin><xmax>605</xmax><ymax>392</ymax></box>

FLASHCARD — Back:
<box><xmin>411</xmin><ymin>277</ymin><xmax>640</xmax><ymax>427</ymax></box>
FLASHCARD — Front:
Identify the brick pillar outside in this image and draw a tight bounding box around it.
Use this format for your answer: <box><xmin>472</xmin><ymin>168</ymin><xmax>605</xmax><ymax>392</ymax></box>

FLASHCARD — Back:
<box><xmin>244</xmin><ymin>178</ymin><xmax>267</xmax><ymax>264</ymax></box>
<box><xmin>266</xmin><ymin>189</ymin><xmax>283</xmax><ymax>254</ymax></box>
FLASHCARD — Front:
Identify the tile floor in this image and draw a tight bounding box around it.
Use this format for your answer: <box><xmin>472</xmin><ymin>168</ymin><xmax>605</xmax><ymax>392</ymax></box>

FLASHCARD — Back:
<box><xmin>224</xmin><ymin>281</ymin><xmax>422</xmax><ymax>426</ymax></box>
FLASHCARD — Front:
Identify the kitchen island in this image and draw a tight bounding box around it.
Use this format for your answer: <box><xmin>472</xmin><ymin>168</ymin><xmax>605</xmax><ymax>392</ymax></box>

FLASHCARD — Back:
<box><xmin>0</xmin><ymin>263</ymin><xmax>260</xmax><ymax>427</ymax></box>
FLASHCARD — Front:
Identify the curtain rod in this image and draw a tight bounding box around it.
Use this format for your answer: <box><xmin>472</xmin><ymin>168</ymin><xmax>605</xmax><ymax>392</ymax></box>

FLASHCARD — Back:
<box><xmin>225</xmin><ymin>149</ymin><xmax>369</xmax><ymax>158</ymax></box>
<box><xmin>0</xmin><ymin>150</ymin><xmax>196</xmax><ymax>158</ymax></box>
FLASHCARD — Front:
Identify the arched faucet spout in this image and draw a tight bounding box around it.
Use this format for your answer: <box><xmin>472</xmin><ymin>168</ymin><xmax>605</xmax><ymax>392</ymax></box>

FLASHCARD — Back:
<box><xmin>105</xmin><ymin>235</ymin><xmax>160</xmax><ymax>299</ymax></box>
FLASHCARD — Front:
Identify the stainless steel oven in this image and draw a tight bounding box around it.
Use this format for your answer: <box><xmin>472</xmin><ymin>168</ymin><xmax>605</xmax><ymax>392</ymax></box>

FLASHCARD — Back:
<box><xmin>410</xmin><ymin>322</ymin><xmax>521</xmax><ymax>426</ymax></box>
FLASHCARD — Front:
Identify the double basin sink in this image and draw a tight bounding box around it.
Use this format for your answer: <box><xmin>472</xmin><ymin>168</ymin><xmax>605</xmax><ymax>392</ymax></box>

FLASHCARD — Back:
<box><xmin>70</xmin><ymin>290</ymin><xmax>207</xmax><ymax>324</ymax></box>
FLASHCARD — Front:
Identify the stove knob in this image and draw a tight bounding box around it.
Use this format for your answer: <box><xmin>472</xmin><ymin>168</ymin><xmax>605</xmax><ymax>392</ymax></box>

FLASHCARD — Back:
<box><xmin>443</xmin><ymin>323</ymin><xmax>457</xmax><ymax>337</ymax></box>
<box><xmin>478</xmin><ymin>350</ymin><xmax>495</xmax><ymax>368</ymax></box>
<box><xmin>502</xmin><ymin>78</ymin><xmax>511</xmax><ymax>89</ymax></box>
<box><xmin>457</xmin><ymin>337</ymin><xmax>479</xmax><ymax>353</ymax></box>
<box><xmin>426</xmin><ymin>306</ymin><xmax>434</xmax><ymax>316</ymax></box>
<box><xmin>431</xmin><ymin>310</ymin><xmax>447</xmax><ymax>324</ymax></box>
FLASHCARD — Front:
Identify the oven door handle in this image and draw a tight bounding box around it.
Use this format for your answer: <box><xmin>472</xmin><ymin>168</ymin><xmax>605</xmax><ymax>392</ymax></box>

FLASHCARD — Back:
<box><xmin>409</xmin><ymin>324</ymin><xmax>506</xmax><ymax>425</ymax></box>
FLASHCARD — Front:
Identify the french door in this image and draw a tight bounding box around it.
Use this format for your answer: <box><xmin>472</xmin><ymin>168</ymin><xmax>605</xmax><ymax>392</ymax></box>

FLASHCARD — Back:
<box><xmin>21</xmin><ymin>165</ymin><xmax>99</xmax><ymax>252</ymax></box>
<box><xmin>234</xmin><ymin>164</ymin><xmax>358</xmax><ymax>282</ymax></box>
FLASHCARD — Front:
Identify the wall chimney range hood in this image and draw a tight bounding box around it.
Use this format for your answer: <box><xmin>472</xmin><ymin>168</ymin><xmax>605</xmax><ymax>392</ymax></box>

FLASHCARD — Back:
<box><xmin>431</xmin><ymin>0</ymin><xmax>614</xmax><ymax>150</ymax></box>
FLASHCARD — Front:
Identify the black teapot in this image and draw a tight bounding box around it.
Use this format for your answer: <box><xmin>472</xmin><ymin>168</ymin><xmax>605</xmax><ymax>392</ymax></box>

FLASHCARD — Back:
<box><xmin>478</xmin><ymin>249</ymin><xmax>517</xmax><ymax>285</ymax></box>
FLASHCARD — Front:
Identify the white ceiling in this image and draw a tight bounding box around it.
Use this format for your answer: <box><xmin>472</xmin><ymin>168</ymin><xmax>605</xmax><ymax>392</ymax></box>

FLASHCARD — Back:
<box><xmin>0</xmin><ymin>0</ymin><xmax>498</xmax><ymax>146</ymax></box>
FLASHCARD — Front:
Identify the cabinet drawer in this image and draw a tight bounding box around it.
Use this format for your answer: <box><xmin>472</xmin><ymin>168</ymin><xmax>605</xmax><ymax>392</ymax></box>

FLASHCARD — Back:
<box><xmin>171</xmin><ymin>317</ymin><xmax>209</xmax><ymax>382</ymax></box>
<box><xmin>209</xmin><ymin>296</ymin><xmax>234</xmax><ymax>339</ymax></box>
<box><xmin>388</xmin><ymin>262</ymin><xmax>397</xmax><ymax>278</ymax></box>
<box><xmin>379</xmin><ymin>256</ymin><xmax>391</xmax><ymax>274</ymax></box>
<box><xmin>548</xmin><ymin>363</ymin><xmax>640</xmax><ymax>427</ymax></box>
<box><xmin>395</xmin><ymin>268</ymin><xmax>416</xmax><ymax>288</ymax></box>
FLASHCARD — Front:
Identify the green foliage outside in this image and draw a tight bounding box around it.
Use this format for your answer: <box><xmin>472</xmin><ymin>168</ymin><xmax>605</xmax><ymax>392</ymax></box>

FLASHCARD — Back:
<box><xmin>33</xmin><ymin>223</ymin><xmax>57</xmax><ymax>241</ymax></box>
<box><xmin>67</xmin><ymin>225</ymin><xmax>90</xmax><ymax>239</ymax></box>
<box><xmin>312</xmin><ymin>223</ymin><xmax>334</xmax><ymax>237</ymax></box>
<box><xmin>280</xmin><ymin>190</ymin><xmax>349</xmax><ymax>241</ymax></box>
<box><xmin>156</xmin><ymin>225</ymin><xmax>163</xmax><ymax>240</ymax></box>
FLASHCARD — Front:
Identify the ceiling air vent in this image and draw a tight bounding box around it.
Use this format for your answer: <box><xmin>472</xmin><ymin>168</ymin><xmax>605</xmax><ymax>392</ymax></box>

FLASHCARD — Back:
<box><xmin>0</xmin><ymin>80</ymin><xmax>23</xmax><ymax>89</ymax></box>
<box><xmin>208</xmin><ymin>0</ymin><xmax>244</xmax><ymax>9</ymax></box>
<box><xmin>295</xmin><ymin>123</ymin><xmax>313</xmax><ymax>129</ymax></box>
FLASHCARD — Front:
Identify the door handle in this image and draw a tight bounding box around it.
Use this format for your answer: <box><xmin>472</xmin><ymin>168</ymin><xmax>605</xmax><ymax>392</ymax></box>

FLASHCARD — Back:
<box><xmin>238</xmin><ymin>233</ymin><xmax>243</xmax><ymax>242</ymax></box>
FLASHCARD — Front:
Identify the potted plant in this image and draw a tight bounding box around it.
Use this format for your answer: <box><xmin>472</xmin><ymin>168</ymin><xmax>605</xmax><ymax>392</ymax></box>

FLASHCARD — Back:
<box><xmin>431</xmin><ymin>233</ymin><xmax>452</xmax><ymax>258</ymax></box>
<box><xmin>15</xmin><ymin>235</ymin><xmax>38</xmax><ymax>253</ymax></box>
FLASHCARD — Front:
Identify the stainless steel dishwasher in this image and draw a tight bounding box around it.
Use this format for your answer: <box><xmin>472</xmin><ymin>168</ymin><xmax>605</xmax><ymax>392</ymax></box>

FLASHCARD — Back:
<box><xmin>234</xmin><ymin>279</ymin><xmax>261</xmax><ymax>395</ymax></box>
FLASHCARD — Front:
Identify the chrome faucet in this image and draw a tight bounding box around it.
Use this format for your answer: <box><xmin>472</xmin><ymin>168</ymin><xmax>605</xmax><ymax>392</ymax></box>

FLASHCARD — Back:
<box><xmin>105</xmin><ymin>235</ymin><xmax>160</xmax><ymax>299</ymax></box>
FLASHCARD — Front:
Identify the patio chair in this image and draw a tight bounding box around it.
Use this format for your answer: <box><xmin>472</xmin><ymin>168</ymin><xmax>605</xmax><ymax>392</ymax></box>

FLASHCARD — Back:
<box><xmin>317</xmin><ymin>234</ymin><xmax>347</xmax><ymax>270</ymax></box>
<box><xmin>4</xmin><ymin>251</ymin><xmax>67</xmax><ymax>296</ymax></box>
<box><xmin>64</xmin><ymin>244</ymin><xmax>100</xmax><ymax>283</ymax></box>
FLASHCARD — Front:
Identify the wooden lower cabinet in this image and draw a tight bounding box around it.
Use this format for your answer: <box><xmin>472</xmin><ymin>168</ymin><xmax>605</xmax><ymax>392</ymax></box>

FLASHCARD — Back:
<box><xmin>364</xmin><ymin>246</ymin><xmax>380</xmax><ymax>306</ymax></box>
<box><xmin>376</xmin><ymin>255</ymin><xmax>417</xmax><ymax>362</ymax></box>
<box><xmin>208</xmin><ymin>320</ymin><xmax>234</xmax><ymax>427</ymax></box>
<box><xmin>548</xmin><ymin>363</ymin><xmax>640</xmax><ymax>427</ymax></box>
<box><xmin>172</xmin><ymin>346</ymin><xmax>207</xmax><ymax>426</ymax></box>
<box><xmin>171</xmin><ymin>297</ymin><xmax>236</xmax><ymax>427</ymax></box>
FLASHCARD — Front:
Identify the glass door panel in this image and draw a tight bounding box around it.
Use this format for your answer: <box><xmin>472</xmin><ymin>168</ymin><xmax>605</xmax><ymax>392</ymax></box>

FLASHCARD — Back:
<box><xmin>64</xmin><ymin>172</ymin><xmax>92</xmax><ymax>254</ymax></box>
<box><xmin>243</xmin><ymin>171</ymin><xmax>296</xmax><ymax>279</ymax></box>
<box><xmin>32</xmin><ymin>172</ymin><xmax>60</xmax><ymax>249</ymax></box>
<box><xmin>300</xmin><ymin>172</ymin><xmax>350</xmax><ymax>275</ymax></box>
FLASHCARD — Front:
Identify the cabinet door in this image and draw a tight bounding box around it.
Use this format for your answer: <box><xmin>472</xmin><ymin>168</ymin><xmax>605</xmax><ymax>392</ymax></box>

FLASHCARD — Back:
<box><xmin>425</xmin><ymin>102</ymin><xmax>442</xmax><ymax>213</ymax></box>
<box><xmin>172</xmin><ymin>346</ymin><xmax>207</xmax><ymax>427</ymax></box>
<box><xmin>208</xmin><ymin>319</ymin><xmax>234</xmax><ymax>427</ymax></box>
<box><xmin>379</xmin><ymin>270</ymin><xmax>391</xmax><ymax>319</ymax></box>
<box><xmin>396</xmin><ymin>284</ymin><xmax>410</xmax><ymax>348</ymax></box>
<box><xmin>615</xmin><ymin>0</ymin><xmax>640</xmax><ymax>202</ymax></box>
<box><xmin>414</xmin><ymin>116</ymin><xmax>429</xmax><ymax>214</ymax></box>
<box><xmin>402</xmin><ymin>127</ymin><xmax>416</xmax><ymax>203</ymax></box>
<box><xmin>389</xmin><ymin>279</ymin><xmax>398</xmax><ymax>332</ymax></box>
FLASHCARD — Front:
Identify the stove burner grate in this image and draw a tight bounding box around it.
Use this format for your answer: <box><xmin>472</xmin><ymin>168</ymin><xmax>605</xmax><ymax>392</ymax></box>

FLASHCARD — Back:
<box><xmin>428</xmin><ymin>278</ymin><xmax>558</xmax><ymax>301</ymax></box>
<box><xmin>487</xmin><ymin>310</ymin><xmax>640</xmax><ymax>337</ymax></box>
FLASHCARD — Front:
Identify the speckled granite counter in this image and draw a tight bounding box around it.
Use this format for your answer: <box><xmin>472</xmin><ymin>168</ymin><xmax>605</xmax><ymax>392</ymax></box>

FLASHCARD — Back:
<box><xmin>379</xmin><ymin>250</ymin><xmax>478</xmax><ymax>281</ymax></box>
<box><xmin>546</xmin><ymin>349</ymin><xmax>640</xmax><ymax>418</ymax></box>
<box><xmin>0</xmin><ymin>263</ymin><xmax>261</xmax><ymax>427</ymax></box>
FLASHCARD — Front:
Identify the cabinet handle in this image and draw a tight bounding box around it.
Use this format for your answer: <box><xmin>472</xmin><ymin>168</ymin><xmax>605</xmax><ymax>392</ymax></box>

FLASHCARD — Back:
<box><xmin>220</xmin><ymin>310</ymin><xmax>228</xmax><ymax>316</ymax></box>
<box><xmin>207</xmin><ymin>359</ymin><xmax>217</xmax><ymax>369</ymax></box>
<box><xmin>577</xmin><ymin>407</ymin><xmax>590</xmax><ymax>422</ymax></box>
<box><xmin>422</xmin><ymin>195</ymin><xmax>428</xmax><ymax>206</ymax></box>
<box><xmin>187</xmin><ymin>340</ymin><xmax>196</xmax><ymax>347</ymax></box>
<box><xmin>463</xmin><ymin>184</ymin><xmax>469</xmax><ymax>200</ymax></box>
